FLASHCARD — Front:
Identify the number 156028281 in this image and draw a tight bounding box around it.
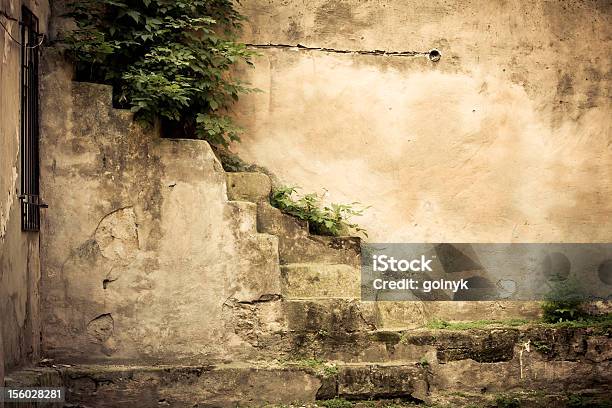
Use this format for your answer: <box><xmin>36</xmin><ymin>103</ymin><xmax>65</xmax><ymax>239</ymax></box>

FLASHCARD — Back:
<box><xmin>1</xmin><ymin>387</ymin><xmax>65</xmax><ymax>403</ymax></box>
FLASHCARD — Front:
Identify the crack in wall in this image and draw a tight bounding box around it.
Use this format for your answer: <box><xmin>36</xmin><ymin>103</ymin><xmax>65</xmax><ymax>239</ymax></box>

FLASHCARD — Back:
<box><xmin>246</xmin><ymin>43</ymin><xmax>434</xmax><ymax>58</ymax></box>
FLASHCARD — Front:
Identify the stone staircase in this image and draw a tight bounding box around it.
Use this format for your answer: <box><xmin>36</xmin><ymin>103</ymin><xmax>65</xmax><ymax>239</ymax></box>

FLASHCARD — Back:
<box><xmin>3</xmin><ymin>75</ymin><xmax>611</xmax><ymax>407</ymax></box>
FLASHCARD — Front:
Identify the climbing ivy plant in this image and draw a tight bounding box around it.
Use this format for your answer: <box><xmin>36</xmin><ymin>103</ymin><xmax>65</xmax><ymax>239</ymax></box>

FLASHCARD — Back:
<box><xmin>64</xmin><ymin>0</ymin><xmax>255</xmax><ymax>146</ymax></box>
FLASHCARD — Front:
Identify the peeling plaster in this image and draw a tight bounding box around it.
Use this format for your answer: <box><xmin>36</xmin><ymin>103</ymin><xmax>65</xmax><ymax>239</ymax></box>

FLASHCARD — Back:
<box><xmin>87</xmin><ymin>313</ymin><xmax>114</xmax><ymax>342</ymax></box>
<box><xmin>0</xmin><ymin>165</ymin><xmax>18</xmax><ymax>242</ymax></box>
<box><xmin>1</xmin><ymin>9</ymin><xmax>17</xmax><ymax>63</ymax></box>
<box><xmin>93</xmin><ymin>206</ymin><xmax>139</xmax><ymax>261</ymax></box>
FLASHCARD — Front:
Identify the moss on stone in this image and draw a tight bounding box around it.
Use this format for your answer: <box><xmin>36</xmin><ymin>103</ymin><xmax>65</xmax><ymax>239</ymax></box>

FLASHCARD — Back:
<box><xmin>424</xmin><ymin>314</ymin><xmax>612</xmax><ymax>332</ymax></box>
<box><xmin>425</xmin><ymin>318</ymin><xmax>531</xmax><ymax>330</ymax></box>
<box><xmin>281</xmin><ymin>358</ymin><xmax>339</xmax><ymax>378</ymax></box>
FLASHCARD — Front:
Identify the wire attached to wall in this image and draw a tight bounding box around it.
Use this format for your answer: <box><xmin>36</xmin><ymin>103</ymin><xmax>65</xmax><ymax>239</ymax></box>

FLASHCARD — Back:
<box><xmin>0</xmin><ymin>9</ymin><xmax>45</xmax><ymax>49</ymax></box>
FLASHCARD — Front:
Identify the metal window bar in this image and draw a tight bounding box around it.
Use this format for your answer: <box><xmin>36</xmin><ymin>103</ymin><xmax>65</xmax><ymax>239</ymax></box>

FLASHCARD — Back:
<box><xmin>19</xmin><ymin>7</ymin><xmax>46</xmax><ymax>232</ymax></box>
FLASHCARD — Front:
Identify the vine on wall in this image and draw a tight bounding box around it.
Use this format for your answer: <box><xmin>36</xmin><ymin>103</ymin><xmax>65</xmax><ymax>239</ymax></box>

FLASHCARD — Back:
<box><xmin>64</xmin><ymin>0</ymin><xmax>256</xmax><ymax>146</ymax></box>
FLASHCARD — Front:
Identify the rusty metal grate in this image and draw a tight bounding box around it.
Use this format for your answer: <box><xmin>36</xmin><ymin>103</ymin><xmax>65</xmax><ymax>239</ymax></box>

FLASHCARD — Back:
<box><xmin>19</xmin><ymin>7</ymin><xmax>46</xmax><ymax>231</ymax></box>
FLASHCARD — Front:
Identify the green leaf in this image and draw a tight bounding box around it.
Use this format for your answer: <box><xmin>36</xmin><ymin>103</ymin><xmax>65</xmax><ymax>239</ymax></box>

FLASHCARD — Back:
<box><xmin>126</xmin><ymin>10</ymin><xmax>141</xmax><ymax>22</ymax></box>
<box><xmin>64</xmin><ymin>0</ymin><xmax>254</xmax><ymax>147</ymax></box>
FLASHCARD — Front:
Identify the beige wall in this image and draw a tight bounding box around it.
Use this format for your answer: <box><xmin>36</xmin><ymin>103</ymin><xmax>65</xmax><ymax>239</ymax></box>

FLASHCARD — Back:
<box><xmin>0</xmin><ymin>0</ymin><xmax>49</xmax><ymax>385</ymax></box>
<box><xmin>232</xmin><ymin>0</ymin><xmax>611</xmax><ymax>243</ymax></box>
<box><xmin>38</xmin><ymin>55</ymin><xmax>283</xmax><ymax>363</ymax></box>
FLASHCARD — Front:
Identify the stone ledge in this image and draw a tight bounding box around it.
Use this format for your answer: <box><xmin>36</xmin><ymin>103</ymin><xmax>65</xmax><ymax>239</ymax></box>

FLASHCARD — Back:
<box><xmin>5</xmin><ymin>355</ymin><xmax>610</xmax><ymax>407</ymax></box>
<box><xmin>281</xmin><ymin>263</ymin><xmax>361</xmax><ymax>298</ymax></box>
<box><xmin>4</xmin><ymin>362</ymin><xmax>426</xmax><ymax>407</ymax></box>
<box><xmin>226</xmin><ymin>172</ymin><xmax>272</xmax><ymax>202</ymax></box>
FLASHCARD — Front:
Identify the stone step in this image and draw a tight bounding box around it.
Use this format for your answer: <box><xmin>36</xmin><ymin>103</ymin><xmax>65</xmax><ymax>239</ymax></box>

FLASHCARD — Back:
<box><xmin>226</xmin><ymin>172</ymin><xmax>272</xmax><ymax>203</ymax></box>
<box><xmin>285</xmin><ymin>329</ymin><xmax>435</xmax><ymax>364</ymax></box>
<box><xmin>72</xmin><ymin>81</ymin><xmax>114</xmax><ymax>108</ymax></box>
<box><xmin>271</xmin><ymin>300</ymin><xmax>568</xmax><ymax>364</ymax></box>
<box><xmin>285</xmin><ymin>325</ymin><xmax>521</xmax><ymax>365</ymax></box>
<box><xmin>258</xmin><ymin>203</ymin><xmax>361</xmax><ymax>266</ymax></box>
<box><xmin>231</xmin><ymin>233</ymin><xmax>282</xmax><ymax>303</ymax></box>
<box><xmin>225</xmin><ymin>173</ymin><xmax>362</xmax><ymax>267</ymax></box>
<box><xmin>294</xmin><ymin>315</ymin><xmax>611</xmax><ymax>359</ymax></box>
<box><xmin>4</xmin><ymin>362</ymin><xmax>428</xmax><ymax>407</ymax></box>
<box><xmin>281</xmin><ymin>298</ymin><xmax>540</xmax><ymax>333</ymax></box>
<box><xmin>225</xmin><ymin>200</ymin><xmax>258</xmax><ymax>236</ymax></box>
<box><xmin>376</xmin><ymin>301</ymin><xmax>542</xmax><ymax>330</ymax></box>
<box><xmin>6</xmin><ymin>337</ymin><xmax>610</xmax><ymax>408</ymax></box>
<box><xmin>283</xmin><ymin>298</ymin><xmax>378</xmax><ymax>334</ymax></box>
<box><xmin>281</xmin><ymin>298</ymin><xmax>539</xmax><ymax>331</ymax></box>
<box><xmin>281</xmin><ymin>263</ymin><xmax>361</xmax><ymax>298</ymax></box>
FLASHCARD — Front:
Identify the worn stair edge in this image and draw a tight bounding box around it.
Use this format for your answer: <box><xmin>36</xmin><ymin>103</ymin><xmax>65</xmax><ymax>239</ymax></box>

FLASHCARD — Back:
<box><xmin>280</xmin><ymin>298</ymin><xmax>546</xmax><ymax>333</ymax></box>
<box><xmin>4</xmin><ymin>362</ymin><xmax>428</xmax><ymax>407</ymax></box>
<box><xmin>226</xmin><ymin>172</ymin><xmax>272</xmax><ymax>202</ymax></box>
<box><xmin>281</xmin><ymin>263</ymin><xmax>362</xmax><ymax>298</ymax></box>
<box><xmin>5</xmin><ymin>355</ymin><xmax>611</xmax><ymax>407</ymax></box>
<box><xmin>72</xmin><ymin>81</ymin><xmax>114</xmax><ymax>107</ymax></box>
<box><xmin>225</xmin><ymin>200</ymin><xmax>258</xmax><ymax>236</ymax></box>
<box><xmin>258</xmin><ymin>202</ymin><xmax>362</xmax><ymax>266</ymax></box>
<box><xmin>260</xmin><ymin>298</ymin><xmax>610</xmax><ymax>364</ymax></box>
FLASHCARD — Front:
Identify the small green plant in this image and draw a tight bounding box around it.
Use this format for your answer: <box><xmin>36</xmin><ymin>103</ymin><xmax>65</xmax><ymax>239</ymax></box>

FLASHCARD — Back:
<box><xmin>540</xmin><ymin>313</ymin><xmax>612</xmax><ymax>331</ymax></box>
<box><xmin>566</xmin><ymin>393</ymin><xmax>612</xmax><ymax>408</ymax></box>
<box><xmin>286</xmin><ymin>358</ymin><xmax>338</xmax><ymax>378</ymax></box>
<box><xmin>425</xmin><ymin>319</ymin><xmax>530</xmax><ymax>330</ymax></box>
<box><xmin>294</xmin><ymin>358</ymin><xmax>324</xmax><ymax>369</ymax></box>
<box><xmin>64</xmin><ymin>0</ymin><xmax>256</xmax><ymax>146</ymax></box>
<box><xmin>320</xmin><ymin>398</ymin><xmax>354</xmax><ymax>408</ymax></box>
<box><xmin>531</xmin><ymin>341</ymin><xmax>551</xmax><ymax>354</ymax></box>
<box><xmin>541</xmin><ymin>276</ymin><xmax>588</xmax><ymax>323</ymax></box>
<box><xmin>540</xmin><ymin>299</ymin><xmax>586</xmax><ymax>323</ymax></box>
<box><xmin>494</xmin><ymin>394</ymin><xmax>521</xmax><ymax>408</ymax></box>
<box><xmin>426</xmin><ymin>319</ymin><xmax>451</xmax><ymax>329</ymax></box>
<box><xmin>418</xmin><ymin>357</ymin><xmax>429</xmax><ymax>368</ymax></box>
<box><xmin>270</xmin><ymin>186</ymin><xmax>367</xmax><ymax>237</ymax></box>
<box><xmin>323</xmin><ymin>364</ymin><xmax>339</xmax><ymax>377</ymax></box>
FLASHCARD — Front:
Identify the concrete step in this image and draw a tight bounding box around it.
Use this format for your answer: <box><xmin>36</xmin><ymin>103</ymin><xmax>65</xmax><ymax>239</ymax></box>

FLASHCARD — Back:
<box><xmin>282</xmin><ymin>297</ymin><xmax>539</xmax><ymax>331</ymax></box>
<box><xmin>223</xmin><ymin>201</ymin><xmax>282</xmax><ymax>302</ymax></box>
<box><xmin>376</xmin><ymin>301</ymin><xmax>542</xmax><ymax>330</ymax></box>
<box><xmin>226</xmin><ymin>172</ymin><xmax>272</xmax><ymax>203</ymax></box>
<box><xmin>283</xmin><ymin>298</ymin><xmax>377</xmax><ymax>334</ymax></box>
<box><xmin>6</xmin><ymin>333</ymin><xmax>610</xmax><ymax>408</ymax></box>
<box><xmin>4</xmin><ymin>362</ymin><xmax>428</xmax><ymax>407</ymax></box>
<box><xmin>225</xmin><ymin>172</ymin><xmax>362</xmax><ymax>267</ymax></box>
<box><xmin>72</xmin><ymin>81</ymin><xmax>114</xmax><ymax>108</ymax></box>
<box><xmin>258</xmin><ymin>203</ymin><xmax>361</xmax><ymax>266</ymax></box>
<box><xmin>225</xmin><ymin>200</ymin><xmax>258</xmax><ymax>236</ymax></box>
<box><xmin>286</xmin><ymin>326</ymin><xmax>522</xmax><ymax>365</ymax></box>
<box><xmin>272</xmin><ymin>300</ymin><xmax>600</xmax><ymax>365</ymax></box>
<box><xmin>231</xmin><ymin>233</ymin><xmax>282</xmax><ymax>302</ymax></box>
<box><xmin>281</xmin><ymin>263</ymin><xmax>361</xmax><ymax>298</ymax></box>
<box><xmin>281</xmin><ymin>298</ymin><xmax>542</xmax><ymax>334</ymax></box>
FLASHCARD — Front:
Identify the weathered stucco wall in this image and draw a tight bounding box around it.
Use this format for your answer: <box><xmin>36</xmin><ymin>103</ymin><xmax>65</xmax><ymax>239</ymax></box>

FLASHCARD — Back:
<box><xmin>39</xmin><ymin>54</ymin><xmax>283</xmax><ymax>363</ymax></box>
<box><xmin>0</xmin><ymin>0</ymin><xmax>49</xmax><ymax>385</ymax></box>
<box><xmin>232</xmin><ymin>0</ymin><xmax>611</xmax><ymax>243</ymax></box>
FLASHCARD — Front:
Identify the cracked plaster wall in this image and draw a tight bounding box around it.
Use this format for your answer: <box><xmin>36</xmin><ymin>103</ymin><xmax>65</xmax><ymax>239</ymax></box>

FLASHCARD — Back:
<box><xmin>21</xmin><ymin>0</ymin><xmax>612</xmax><ymax>371</ymax></box>
<box><xmin>232</xmin><ymin>0</ymin><xmax>612</xmax><ymax>243</ymax></box>
<box><xmin>0</xmin><ymin>0</ymin><xmax>49</xmax><ymax>387</ymax></box>
<box><xmin>38</xmin><ymin>51</ymin><xmax>283</xmax><ymax>364</ymax></box>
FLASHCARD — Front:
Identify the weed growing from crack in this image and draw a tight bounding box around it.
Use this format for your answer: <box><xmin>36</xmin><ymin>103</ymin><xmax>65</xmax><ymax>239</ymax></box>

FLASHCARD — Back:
<box><xmin>271</xmin><ymin>186</ymin><xmax>368</xmax><ymax>237</ymax></box>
